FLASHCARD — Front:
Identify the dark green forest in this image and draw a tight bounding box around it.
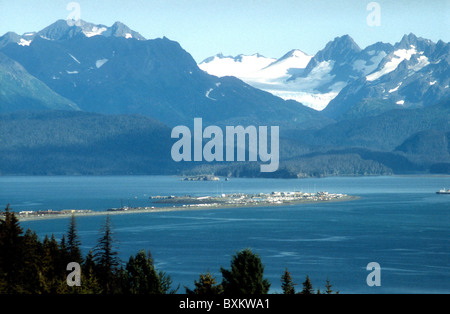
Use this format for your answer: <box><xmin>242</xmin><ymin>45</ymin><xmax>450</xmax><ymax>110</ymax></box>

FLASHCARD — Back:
<box><xmin>0</xmin><ymin>100</ymin><xmax>449</xmax><ymax>177</ymax></box>
<box><xmin>0</xmin><ymin>205</ymin><xmax>337</xmax><ymax>295</ymax></box>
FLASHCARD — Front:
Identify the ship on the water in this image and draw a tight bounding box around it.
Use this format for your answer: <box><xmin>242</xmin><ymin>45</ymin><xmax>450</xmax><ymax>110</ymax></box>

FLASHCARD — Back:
<box><xmin>436</xmin><ymin>188</ymin><xmax>450</xmax><ymax>194</ymax></box>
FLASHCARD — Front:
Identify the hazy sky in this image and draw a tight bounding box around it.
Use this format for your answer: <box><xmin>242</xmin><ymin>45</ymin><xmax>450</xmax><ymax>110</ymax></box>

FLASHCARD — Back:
<box><xmin>0</xmin><ymin>0</ymin><xmax>448</xmax><ymax>62</ymax></box>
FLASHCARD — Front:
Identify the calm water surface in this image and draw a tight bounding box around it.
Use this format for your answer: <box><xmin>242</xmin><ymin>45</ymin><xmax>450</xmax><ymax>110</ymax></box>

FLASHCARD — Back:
<box><xmin>1</xmin><ymin>175</ymin><xmax>449</xmax><ymax>294</ymax></box>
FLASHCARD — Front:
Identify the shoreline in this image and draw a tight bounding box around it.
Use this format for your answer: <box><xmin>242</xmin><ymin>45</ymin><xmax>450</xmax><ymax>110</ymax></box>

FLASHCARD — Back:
<box><xmin>17</xmin><ymin>195</ymin><xmax>359</xmax><ymax>222</ymax></box>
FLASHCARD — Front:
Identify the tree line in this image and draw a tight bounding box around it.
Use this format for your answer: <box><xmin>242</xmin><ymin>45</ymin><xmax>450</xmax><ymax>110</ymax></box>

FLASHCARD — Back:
<box><xmin>0</xmin><ymin>204</ymin><xmax>337</xmax><ymax>294</ymax></box>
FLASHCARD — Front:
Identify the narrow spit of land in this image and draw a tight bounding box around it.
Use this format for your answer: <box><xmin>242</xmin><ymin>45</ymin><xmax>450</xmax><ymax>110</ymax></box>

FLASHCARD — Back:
<box><xmin>14</xmin><ymin>191</ymin><xmax>359</xmax><ymax>222</ymax></box>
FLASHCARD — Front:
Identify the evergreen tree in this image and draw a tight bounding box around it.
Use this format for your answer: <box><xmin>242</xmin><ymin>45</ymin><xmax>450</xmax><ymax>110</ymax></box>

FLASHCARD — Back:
<box><xmin>281</xmin><ymin>268</ymin><xmax>296</xmax><ymax>294</ymax></box>
<box><xmin>124</xmin><ymin>250</ymin><xmax>162</xmax><ymax>294</ymax></box>
<box><xmin>325</xmin><ymin>278</ymin><xmax>339</xmax><ymax>294</ymax></box>
<box><xmin>81</xmin><ymin>250</ymin><xmax>103</xmax><ymax>294</ymax></box>
<box><xmin>21</xmin><ymin>229</ymin><xmax>44</xmax><ymax>293</ymax></box>
<box><xmin>186</xmin><ymin>272</ymin><xmax>223</xmax><ymax>295</ymax></box>
<box><xmin>0</xmin><ymin>204</ymin><xmax>25</xmax><ymax>293</ymax></box>
<box><xmin>66</xmin><ymin>215</ymin><xmax>83</xmax><ymax>265</ymax></box>
<box><xmin>92</xmin><ymin>215</ymin><xmax>121</xmax><ymax>294</ymax></box>
<box><xmin>220</xmin><ymin>248</ymin><xmax>270</xmax><ymax>294</ymax></box>
<box><xmin>300</xmin><ymin>275</ymin><xmax>315</xmax><ymax>295</ymax></box>
<box><xmin>83</xmin><ymin>250</ymin><xmax>96</xmax><ymax>275</ymax></box>
<box><xmin>158</xmin><ymin>270</ymin><xmax>178</xmax><ymax>294</ymax></box>
<box><xmin>41</xmin><ymin>234</ymin><xmax>66</xmax><ymax>293</ymax></box>
<box><xmin>59</xmin><ymin>235</ymin><xmax>71</xmax><ymax>273</ymax></box>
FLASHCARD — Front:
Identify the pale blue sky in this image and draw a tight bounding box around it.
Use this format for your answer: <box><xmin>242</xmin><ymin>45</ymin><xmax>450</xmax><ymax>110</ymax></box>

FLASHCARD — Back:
<box><xmin>0</xmin><ymin>0</ymin><xmax>448</xmax><ymax>62</ymax></box>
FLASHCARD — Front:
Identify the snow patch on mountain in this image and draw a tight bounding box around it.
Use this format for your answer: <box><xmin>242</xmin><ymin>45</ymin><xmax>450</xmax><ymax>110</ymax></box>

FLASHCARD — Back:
<box><xmin>199</xmin><ymin>53</ymin><xmax>276</xmax><ymax>79</ymax></box>
<box><xmin>366</xmin><ymin>46</ymin><xmax>417</xmax><ymax>81</ymax></box>
<box><xmin>205</xmin><ymin>88</ymin><xmax>216</xmax><ymax>101</ymax></box>
<box><xmin>83</xmin><ymin>26</ymin><xmax>107</xmax><ymax>38</ymax></box>
<box><xmin>408</xmin><ymin>55</ymin><xmax>429</xmax><ymax>72</ymax></box>
<box><xmin>389</xmin><ymin>82</ymin><xmax>402</xmax><ymax>93</ymax></box>
<box><xmin>68</xmin><ymin>53</ymin><xmax>81</xmax><ymax>64</ymax></box>
<box><xmin>96</xmin><ymin>59</ymin><xmax>108</xmax><ymax>68</ymax></box>
<box><xmin>352</xmin><ymin>51</ymin><xmax>387</xmax><ymax>75</ymax></box>
<box><xmin>260</xmin><ymin>50</ymin><xmax>312</xmax><ymax>79</ymax></box>
<box><xmin>268</xmin><ymin>90</ymin><xmax>339</xmax><ymax>111</ymax></box>
<box><xmin>18</xmin><ymin>38</ymin><xmax>31</xmax><ymax>46</ymax></box>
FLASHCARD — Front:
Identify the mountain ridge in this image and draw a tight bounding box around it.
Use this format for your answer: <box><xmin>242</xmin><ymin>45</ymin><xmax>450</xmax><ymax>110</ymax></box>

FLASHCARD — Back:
<box><xmin>0</xmin><ymin>21</ymin><xmax>323</xmax><ymax>128</ymax></box>
<box><xmin>200</xmin><ymin>33</ymin><xmax>448</xmax><ymax>115</ymax></box>
<box><xmin>324</xmin><ymin>34</ymin><xmax>450</xmax><ymax>119</ymax></box>
<box><xmin>0</xmin><ymin>20</ymin><xmax>448</xmax><ymax>176</ymax></box>
<box><xmin>0</xmin><ymin>19</ymin><xmax>146</xmax><ymax>48</ymax></box>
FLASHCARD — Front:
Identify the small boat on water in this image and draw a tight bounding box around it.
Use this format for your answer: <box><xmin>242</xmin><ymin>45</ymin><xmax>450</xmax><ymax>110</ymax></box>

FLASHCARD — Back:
<box><xmin>436</xmin><ymin>188</ymin><xmax>450</xmax><ymax>194</ymax></box>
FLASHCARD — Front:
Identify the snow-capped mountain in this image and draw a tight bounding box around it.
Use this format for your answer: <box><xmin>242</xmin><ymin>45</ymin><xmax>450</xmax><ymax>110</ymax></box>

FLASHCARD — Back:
<box><xmin>0</xmin><ymin>20</ymin><xmax>323</xmax><ymax>128</ymax></box>
<box><xmin>199</xmin><ymin>49</ymin><xmax>319</xmax><ymax>107</ymax></box>
<box><xmin>285</xmin><ymin>36</ymin><xmax>395</xmax><ymax>111</ymax></box>
<box><xmin>199</xmin><ymin>34</ymin><xmax>449</xmax><ymax>114</ymax></box>
<box><xmin>199</xmin><ymin>36</ymin><xmax>394</xmax><ymax>111</ymax></box>
<box><xmin>0</xmin><ymin>20</ymin><xmax>145</xmax><ymax>49</ymax></box>
<box><xmin>324</xmin><ymin>34</ymin><xmax>450</xmax><ymax>119</ymax></box>
<box><xmin>0</xmin><ymin>19</ymin><xmax>448</xmax><ymax>126</ymax></box>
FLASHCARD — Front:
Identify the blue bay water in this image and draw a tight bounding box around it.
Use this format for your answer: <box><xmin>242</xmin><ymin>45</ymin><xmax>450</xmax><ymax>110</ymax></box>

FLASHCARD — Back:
<box><xmin>0</xmin><ymin>175</ymin><xmax>449</xmax><ymax>294</ymax></box>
